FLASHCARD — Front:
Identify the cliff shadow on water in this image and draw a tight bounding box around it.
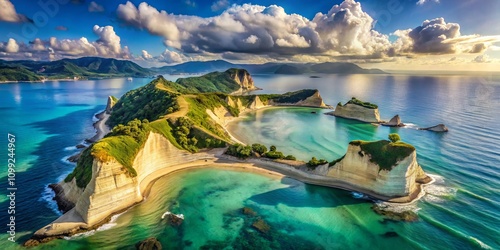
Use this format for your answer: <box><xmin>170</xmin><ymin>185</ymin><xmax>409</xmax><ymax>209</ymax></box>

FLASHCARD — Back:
<box><xmin>332</xmin><ymin>116</ymin><xmax>378</xmax><ymax>139</ymax></box>
<box><xmin>249</xmin><ymin>177</ymin><xmax>366</xmax><ymax>208</ymax></box>
<box><xmin>0</xmin><ymin>107</ymin><xmax>101</xmax><ymax>244</ymax></box>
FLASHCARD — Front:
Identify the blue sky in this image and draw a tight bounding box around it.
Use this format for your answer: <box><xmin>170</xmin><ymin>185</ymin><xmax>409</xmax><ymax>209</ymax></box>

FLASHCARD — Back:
<box><xmin>0</xmin><ymin>0</ymin><xmax>499</xmax><ymax>70</ymax></box>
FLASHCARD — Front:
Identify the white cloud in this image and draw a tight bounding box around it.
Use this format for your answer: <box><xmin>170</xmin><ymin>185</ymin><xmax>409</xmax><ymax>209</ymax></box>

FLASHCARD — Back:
<box><xmin>5</xmin><ymin>39</ymin><xmax>19</xmax><ymax>53</ymax></box>
<box><xmin>244</xmin><ymin>35</ymin><xmax>258</xmax><ymax>44</ymax></box>
<box><xmin>416</xmin><ymin>0</ymin><xmax>440</xmax><ymax>5</ymax></box>
<box><xmin>141</xmin><ymin>50</ymin><xmax>153</xmax><ymax>59</ymax></box>
<box><xmin>117</xmin><ymin>0</ymin><xmax>391</xmax><ymax>59</ymax></box>
<box><xmin>473</xmin><ymin>54</ymin><xmax>489</xmax><ymax>63</ymax></box>
<box><xmin>391</xmin><ymin>18</ymin><xmax>500</xmax><ymax>55</ymax></box>
<box><xmin>211</xmin><ymin>0</ymin><xmax>229</xmax><ymax>12</ymax></box>
<box><xmin>0</xmin><ymin>0</ymin><xmax>30</xmax><ymax>23</ymax></box>
<box><xmin>0</xmin><ymin>25</ymin><xmax>130</xmax><ymax>60</ymax></box>
<box><xmin>157</xmin><ymin>49</ymin><xmax>184</xmax><ymax>63</ymax></box>
<box><xmin>88</xmin><ymin>1</ymin><xmax>105</xmax><ymax>12</ymax></box>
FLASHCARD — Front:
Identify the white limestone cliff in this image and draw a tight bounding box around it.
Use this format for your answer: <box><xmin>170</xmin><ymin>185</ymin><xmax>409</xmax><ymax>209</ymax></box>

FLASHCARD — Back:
<box><xmin>331</xmin><ymin>103</ymin><xmax>381</xmax><ymax>123</ymax></box>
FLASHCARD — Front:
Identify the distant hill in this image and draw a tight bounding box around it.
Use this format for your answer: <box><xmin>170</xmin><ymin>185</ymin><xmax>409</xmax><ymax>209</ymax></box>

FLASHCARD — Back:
<box><xmin>154</xmin><ymin>60</ymin><xmax>386</xmax><ymax>75</ymax></box>
<box><xmin>0</xmin><ymin>57</ymin><xmax>151</xmax><ymax>82</ymax></box>
<box><xmin>0</xmin><ymin>66</ymin><xmax>43</xmax><ymax>82</ymax></box>
<box><xmin>174</xmin><ymin>68</ymin><xmax>257</xmax><ymax>93</ymax></box>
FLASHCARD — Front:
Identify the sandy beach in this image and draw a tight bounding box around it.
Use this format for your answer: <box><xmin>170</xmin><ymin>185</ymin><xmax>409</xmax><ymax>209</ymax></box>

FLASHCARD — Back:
<box><xmin>85</xmin><ymin>110</ymin><xmax>111</xmax><ymax>143</ymax></box>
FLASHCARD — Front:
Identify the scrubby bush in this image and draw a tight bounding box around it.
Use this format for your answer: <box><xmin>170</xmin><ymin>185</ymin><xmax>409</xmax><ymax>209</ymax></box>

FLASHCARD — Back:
<box><xmin>284</xmin><ymin>155</ymin><xmax>296</xmax><ymax>160</ymax></box>
<box><xmin>264</xmin><ymin>151</ymin><xmax>285</xmax><ymax>159</ymax></box>
<box><xmin>388</xmin><ymin>133</ymin><xmax>401</xmax><ymax>143</ymax></box>
<box><xmin>307</xmin><ymin>157</ymin><xmax>328</xmax><ymax>168</ymax></box>
<box><xmin>252</xmin><ymin>143</ymin><xmax>268</xmax><ymax>155</ymax></box>
<box><xmin>226</xmin><ymin>144</ymin><xmax>253</xmax><ymax>158</ymax></box>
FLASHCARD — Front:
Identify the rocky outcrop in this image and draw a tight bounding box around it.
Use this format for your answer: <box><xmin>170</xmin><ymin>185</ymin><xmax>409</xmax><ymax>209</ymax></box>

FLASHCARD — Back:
<box><xmin>419</xmin><ymin>124</ymin><xmax>449</xmax><ymax>132</ymax></box>
<box><xmin>330</xmin><ymin>103</ymin><xmax>381</xmax><ymax>123</ymax></box>
<box><xmin>136</xmin><ymin>237</ymin><xmax>162</xmax><ymax>250</ymax></box>
<box><xmin>382</xmin><ymin>115</ymin><xmax>404</xmax><ymax>127</ymax></box>
<box><xmin>105</xmin><ymin>96</ymin><xmax>116</xmax><ymax>114</ymax></box>
<box><xmin>249</xmin><ymin>96</ymin><xmax>265</xmax><ymax>110</ymax></box>
<box><xmin>227</xmin><ymin>68</ymin><xmax>259</xmax><ymax>93</ymax></box>
<box><xmin>316</xmin><ymin>143</ymin><xmax>429</xmax><ymax>198</ymax></box>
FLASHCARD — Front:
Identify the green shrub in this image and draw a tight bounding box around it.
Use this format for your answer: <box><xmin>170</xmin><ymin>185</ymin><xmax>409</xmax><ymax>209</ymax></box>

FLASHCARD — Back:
<box><xmin>388</xmin><ymin>133</ymin><xmax>401</xmax><ymax>143</ymax></box>
<box><xmin>226</xmin><ymin>144</ymin><xmax>253</xmax><ymax>158</ymax></box>
<box><xmin>284</xmin><ymin>155</ymin><xmax>296</xmax><ymax>160</ymax></box>
<box><xmin>346</xmin><ymin>97</ymin><xmax>378</xmax><ymax>109</ymax></box>
<box><xmin>264</xmin><ymin>150</ymin><xmax>285</xmax><ymax>159</ymax></box>
<box><xmin>252</xmin><ymin>144</ymin><xmax>268</xmax><ymax>155</ymax></box>
<box><xmin>307</xmin><ymin>157</ymin><xmax>328</xmax><ymax>168</ymax></box>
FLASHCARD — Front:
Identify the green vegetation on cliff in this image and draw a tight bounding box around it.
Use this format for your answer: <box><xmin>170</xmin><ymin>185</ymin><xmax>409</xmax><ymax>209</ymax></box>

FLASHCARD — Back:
<box><xmin>176</xmin><ymin>68</ymin><xmax>249</xmax><ymax>93</ymax></box>
<box><xmin>108</xmin><ymin>78</ymin><xmax>179</xmax><ymax>127</ymax></box>
<box><xmin>257</xmin><ymin>89</ymin><xmax>318</xmax><ymax>104</ymax></box>
<box><xmin>65</xmin><ymin>147</ymin><xmax>93</xmax><ymax>188</ymax></box>
<box><xmin>345</xmin><ymin>97</ymin><xmax>378</xmax><ymax>109</ymax></box>
<box><xmin>307</xmin><ymin>157</ymin><xmax>328</xmax><ymax>168</ymax></box>
<box><xmin>349</xmin><ymin>139</ymin><xmax>415</xmax><ymax>171</ymax></box>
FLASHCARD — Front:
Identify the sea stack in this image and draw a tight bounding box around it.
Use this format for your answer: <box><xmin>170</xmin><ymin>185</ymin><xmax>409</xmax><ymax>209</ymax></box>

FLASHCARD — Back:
<box><xmin>330</xmin><ymin>97</ymin><xmax>381</xmax><ymax>123</ymax></box>
<box><xmin>382</xmin><ymin>115</ymin><xmax>405</xmax><ymax>127</ymax></box>
<box><xmin>315</xmin><ymin>139</ymin><xmax>431</xmax><ymax>200</ymax></box>
<box><xmin>419</xmin><ymin>124</ymin><xmax>449</xmax><ymax>132</ymax></box>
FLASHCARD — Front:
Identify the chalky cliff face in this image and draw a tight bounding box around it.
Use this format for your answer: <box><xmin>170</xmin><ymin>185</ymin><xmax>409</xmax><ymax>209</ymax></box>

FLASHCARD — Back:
<box><xmin>229</xmin><ymin>69</ymin><xmax>256</xmax><ymax>91</ymax></box>
<box><xmin>324</xmin><ymin>144</ymin><xmax>427</xmax><ymax>198</ymax></box>
<box><xmin>333</xmin><ymin>103</ymin><xmax>381</xmax><ymax>123</ymax></box>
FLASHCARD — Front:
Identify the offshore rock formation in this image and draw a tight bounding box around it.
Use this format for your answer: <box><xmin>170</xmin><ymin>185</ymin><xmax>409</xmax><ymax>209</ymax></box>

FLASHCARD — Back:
<box><xmin>312</xmin><ymin>141</ymin><xmax>430</xmax><ymax>199</ymax></box>
<box><xmin>382</xmin><ymin>115</ymin><xmax>405</xmax><ymax>127</ymax></box>
<box><xmin>330</xmin><ymin>103</ymin><xmax>381</xmax><ymax>123</ymax></box>
<box><xmin>419</xmin><ymin>124</ymin><xmax>449</xmax><ymax>132</ymax></box>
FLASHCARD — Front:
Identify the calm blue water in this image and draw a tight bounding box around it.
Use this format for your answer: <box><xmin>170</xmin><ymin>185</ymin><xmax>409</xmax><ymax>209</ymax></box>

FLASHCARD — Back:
<box><xmin>0</xmin><ymin>74</ymin><xmax>499</xmax><ymax>249</ymax></box>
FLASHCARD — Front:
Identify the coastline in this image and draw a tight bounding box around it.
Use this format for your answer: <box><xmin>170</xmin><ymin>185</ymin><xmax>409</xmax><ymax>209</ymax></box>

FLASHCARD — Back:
<box><xmin>31</xmin><ymin>99</ymin><xmax>433</xmax><ymax>245</ymax></box>
<box><xmin>85</xmin><ymin>110</ymin><xmax>111</xmax><ymax>143</ymax></box>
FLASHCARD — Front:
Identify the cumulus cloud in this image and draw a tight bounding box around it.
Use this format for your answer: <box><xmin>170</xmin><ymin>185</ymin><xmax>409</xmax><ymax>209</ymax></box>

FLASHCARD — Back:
<box><xmin>473</xmin><ymin>54</ymin><xmax>489</xmax><ymax>63</ymax></box>
<box><xmin>141</xmin><ymin>50</ymin><xmax>153</xmax><ymax>59</ymax></box>
<box><xmin>0</xmin><ymin>25</ymin><xmax>130</xmax><ymax>60</ymax></box>
<box><xmin>117</xmin><ymin>0</ymin><xmax>392</xmax><ymax>59</ymax></box>
<box><xmin>211</xmin><ymin>0</ymin><xmax>230</xmax><ymax>11</ymax></box>
<box><xmin>391</xmin><ymin>18</ymin><xmax>500</xmax><ymax>56</ymax></box>
<box><xmin>416</xmin><ymin>0</ymin><xmax>439</xmax><ymax>5</ymax></box>
<box><xmin>89</xmin><ymin>1</ymin><xmax>105</xmax><ymax>12</ymax></box>
<box><xmin>0</xmin><ymin>0</ymin><xmax>30</xmax><ymax>23</ymax></box>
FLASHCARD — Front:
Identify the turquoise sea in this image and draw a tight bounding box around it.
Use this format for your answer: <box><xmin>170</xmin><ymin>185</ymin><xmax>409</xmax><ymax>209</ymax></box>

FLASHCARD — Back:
<box><xmin>0</xmin><ymin>74</ymin><xmax>499</xmax><ymax>249</ymax></box>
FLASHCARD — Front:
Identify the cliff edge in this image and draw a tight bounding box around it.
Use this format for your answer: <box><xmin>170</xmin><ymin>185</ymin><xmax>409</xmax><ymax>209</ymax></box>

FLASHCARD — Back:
<box><xmin>313</xmin><ymin>140</ymin><xmax>430</xmax><ymax>199</ymax></box>
<box><xmin>330</xmin><ymin>98</ymin><xmax>381</xmax><ymax>123</ymax></box>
